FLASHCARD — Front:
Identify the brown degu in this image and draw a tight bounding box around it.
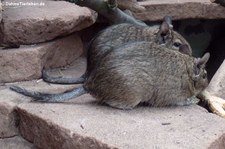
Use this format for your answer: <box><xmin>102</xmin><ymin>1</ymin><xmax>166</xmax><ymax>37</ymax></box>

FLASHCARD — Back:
<box><xmin>10</xmin><ymin>41</ymin><xmax>209</xmax><ymax>109</ymax></box>
<box><xmin>42</xmin><ymin>16</ymin><xmax>192</xmax><ymax>84</ymax></box>
<box><xmin>85</xmin><ymin>42</ymin><xmax>209</xmax><ymax>109</ymax></box>
<box><xmin>86</xmin><ymin>22</ymin><xmax>191</xmax><ymax>76</ymax></box>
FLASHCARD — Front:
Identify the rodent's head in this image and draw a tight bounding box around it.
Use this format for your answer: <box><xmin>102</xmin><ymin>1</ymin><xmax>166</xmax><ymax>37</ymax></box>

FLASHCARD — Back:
<box><xmin>156</xmin><ymin>16</ymin><xmax>192</xmax><ymax>56</ymax></box>
<box><xmin>192</xmin><ymin>53</ymin><xmax>210</xmax><ymax>94</ymax></box>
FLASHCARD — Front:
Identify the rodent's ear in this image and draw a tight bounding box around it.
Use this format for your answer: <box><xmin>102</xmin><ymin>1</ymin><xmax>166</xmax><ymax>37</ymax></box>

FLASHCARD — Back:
<box><xmin>157</xmin><ymin>16</ymin><xmax>173</xmax><ymax>44</ymax></box>
<box><xmin>159</xmin><ymin>22</ymin><xmax>170</xmax><ymax>37</ymax></box>
<box><xmin>163</xmin><ymin>16</ymin><xmax>173</xmax><ymax>29</ymax></box>
<box><xmin>194</xmin><ymin>52</ymin><xmax>210</xmax><ymax>75</ymax></box>
<box><xmin>179</xmin><ymin>44</ymin><xmax>192</xmax><ymax>56</ymax></box>
<box><xmin>197</xmin><ymin>53</ymin><xmax>210</xmax><ymax>66</ymax></box>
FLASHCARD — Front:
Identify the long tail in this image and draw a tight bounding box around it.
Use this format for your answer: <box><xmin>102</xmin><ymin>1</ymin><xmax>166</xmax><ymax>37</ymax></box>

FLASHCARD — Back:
<box><xmin>42</xmin><ymin>69</ymin><xmax>86</xmax><ymax>84</ymax></box>
<box><xmin>10</xmin><ymin>85</ymin><xmax>87</xmax><ymax>103</ymax></box>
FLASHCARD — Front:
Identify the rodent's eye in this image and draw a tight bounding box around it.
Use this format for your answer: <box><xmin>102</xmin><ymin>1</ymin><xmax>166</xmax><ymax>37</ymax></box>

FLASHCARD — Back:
<box><xmin>173</xmin><ymin>42</ymin><xmax>181</xmax><ymax>47</ymax></box>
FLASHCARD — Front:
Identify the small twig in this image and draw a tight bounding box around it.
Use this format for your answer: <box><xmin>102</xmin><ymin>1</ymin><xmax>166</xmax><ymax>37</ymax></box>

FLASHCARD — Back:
<box><xmin>36</xmin><ymin>79</ymin><xmax>43</xmax><ymax>83</ymax></box>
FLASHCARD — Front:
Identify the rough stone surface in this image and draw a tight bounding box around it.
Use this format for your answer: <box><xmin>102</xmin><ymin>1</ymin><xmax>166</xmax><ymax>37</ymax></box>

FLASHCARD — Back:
<box><xmin>0</xmin><ymin>57</ymin><xmax>86</xmax><ymax>138</ymax></box>
<box><xmin>0</xmin><ymin>33</ymin><xmax>83</xmax><ymax>83</ymax></box>
<box><xmin>0</xmin><ymin>136</ymin><xmax>36</xmax><ymax>149</ymax></box>
<box><xmin>207</xmin><ymin>60</ymin><xmax>225</xmax><ymax>99</ymax></box>
<box><xmin>0</xmin><ymin>0</ymin><xmax>97</xmax><ymax>46</ymax></box>
<box><xmin>0</xmin><ymin>92</ymin><xmax>19</xmax><ymax>138</ymax></box>
<box><xmin>16</xmin><ymin>100</ymin><xmax>225</xmax><ymax>148</ymax></box>
<box><xmin>134</xmin><ymin>0</ymin><xmax>225</xmax><ymax>21</ymax></box>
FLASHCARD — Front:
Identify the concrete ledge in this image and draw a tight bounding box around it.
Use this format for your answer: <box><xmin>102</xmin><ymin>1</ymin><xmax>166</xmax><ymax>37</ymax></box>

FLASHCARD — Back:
<box><xmin>135</xmin><ymin>0</ymin><xmax>225</xmax><ymax>21</ymax></box>
<box><xmin>16</xmin><ymin>101</ymin><xmax>225</xmax><ymax>149</ymax></box>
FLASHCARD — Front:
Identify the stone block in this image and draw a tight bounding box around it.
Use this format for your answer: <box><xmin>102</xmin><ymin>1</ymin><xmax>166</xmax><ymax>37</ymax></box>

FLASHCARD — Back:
<box><xmin>0</xmin><ymin>34</ymin><xmax>83</xmax><ymax>83</ymax></box>
<box><xmin>1</xmin><ymin>0</ymin><xmax>97</xmax><ymax>46</ymax></box>
<box><xmin>134</xmin><ymin>0</ymin><xmax>225</xmax><ymax>21</ymax></box>
<box><xmin>16</xmin><ymin>101</ymin><xmax>225</xmax><ymax>149</ymax></box>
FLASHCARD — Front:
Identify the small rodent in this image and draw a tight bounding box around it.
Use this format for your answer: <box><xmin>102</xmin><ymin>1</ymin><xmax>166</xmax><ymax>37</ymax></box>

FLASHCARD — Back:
<box><xmin>42</xmin><ymin>16</ymin><xmax>192</xmax><ymax>84</ymax></box>
<box><xmin>10</xmin><ymin>41</ymin><xmax>209</xmax><ymax>109</ymax></box>
<box><xmin>84</xmin><ymin>42</ymin><xmax>209</xmax><ymax>109</ymax></box>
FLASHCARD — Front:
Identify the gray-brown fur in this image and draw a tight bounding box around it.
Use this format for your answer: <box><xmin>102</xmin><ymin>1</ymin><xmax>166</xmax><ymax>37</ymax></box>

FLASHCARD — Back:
<box><xmin>86</xmin><ymin>19</ymin><xmax>192</xmax><ymax>77</ymax></box>
<box><xmin>85</xmin><ymin>41</ymin><xmax>209</xmax><ymax>109</ymax></box>
<box><xmin>42</xmin><ymin>17</ymin><xmax>192</xmax><ymax>84</ymax></box>
<box><xmin>10</xmin><ymin>41</ymin><xmax>209</xmax><ymax>109</ymax></box>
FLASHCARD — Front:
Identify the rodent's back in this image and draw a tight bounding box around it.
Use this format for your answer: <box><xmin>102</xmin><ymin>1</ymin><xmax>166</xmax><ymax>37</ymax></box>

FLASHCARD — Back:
<box><xmin>87</xmin><ymin>23</ymin><xmax>192</xmax><ymax>77</ymax></box>
<box><xmin>87</xmin><ymin>24</ymin><xmax>158</xmax><ymax>75</ymax></box>
<box><xmin>92</xmin><ymin>23</ymin><xmax>157</xmax><ymax>46</ymax></box>
<box><xmin>85</xmin><ymin>41</ymin><xmax>195</xmax><ymax>108</ymax></box>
